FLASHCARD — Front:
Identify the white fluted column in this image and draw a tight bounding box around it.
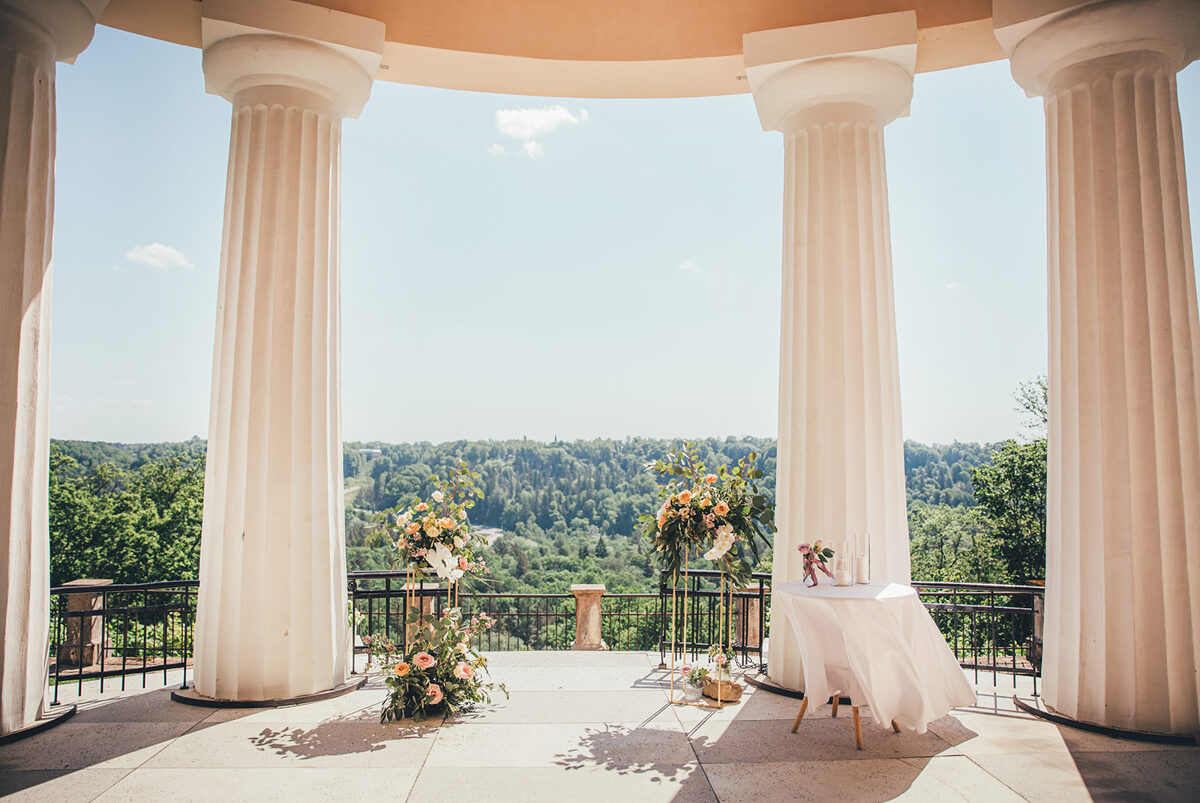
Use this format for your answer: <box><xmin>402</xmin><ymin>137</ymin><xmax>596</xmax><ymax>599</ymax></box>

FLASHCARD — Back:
<box><xmin>745</xmin><ymin>14</ymin><xmax>916</xmax><ymax>691</ymax></box>
<box><xmin>0</xmin><ymin>0</ymin><xmax>105</xmax><ymax>737</ymax></box>
<box><xmin>997</xmin><ymin>0</ymin><xmax>1200</xmax><ymax>734</ymax></box>
<box><xmin>194</xmin><ymin>0</ymin><xmax>382</xmax><ymax>701</ymax></box>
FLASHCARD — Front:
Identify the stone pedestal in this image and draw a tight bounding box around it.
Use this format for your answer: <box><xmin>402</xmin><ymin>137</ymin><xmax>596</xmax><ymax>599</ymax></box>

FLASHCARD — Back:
<box><xmin>744</xmin><ymin>12</ymin><xmax>916</xmax><ymax>693</ymax></box>
<box><xmin>0</xmin><ymin>0</ymin><xmax>106</xmax><ymax>738</ymax></box>
<box><xmin>734</xmin><ymin>582</ymin><xmax>763</xmax><ymax>650</ymax></box>
<box><xmin>570</xmin><ymin>584</ymin><xmax>606</xmax><ymax>651</ymax></box>
<box><xmin>56</xmin><ymin>579</ymin><xmax>111</xmax><ymax>666</ymax></box>
<box><xmin>996</xmin><ymin>0</ymin><xmax>1200</xmax><ymax>735</ymax></box>
<box><xmin>192</xmin><ymin>0</ymin><xmax>383</xmax><ymax>702</ymax></box>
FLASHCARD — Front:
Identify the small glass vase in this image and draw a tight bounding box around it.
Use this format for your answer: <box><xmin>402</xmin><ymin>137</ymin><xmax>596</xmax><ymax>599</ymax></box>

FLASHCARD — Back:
<box><xmin>682</xmin><ymin>683</ymin><xmax>702</xmax><ymax>701</ymax></box>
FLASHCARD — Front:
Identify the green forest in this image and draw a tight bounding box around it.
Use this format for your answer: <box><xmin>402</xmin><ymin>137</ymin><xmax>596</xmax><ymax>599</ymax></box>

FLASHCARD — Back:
<box><xmin>47</xmin><ymin>433</ymin><xmax>1047</xmax><ymax>591</ymax></box>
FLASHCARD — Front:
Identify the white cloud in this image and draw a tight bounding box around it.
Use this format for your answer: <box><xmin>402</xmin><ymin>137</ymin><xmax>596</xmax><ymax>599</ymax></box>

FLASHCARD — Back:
<box><xmin>125</xmin><ymin>242</ymin><xmax>193</xmax><ymax>270</ymax></box>
<box><xmin>944</xmin><ymin>282</ymin><xmax>962</xmax><ymax>291</ymax></box>
<box><xmin>494</xmin><ymin>104</ymin><xmax>588</xmax><ymax>158</ymax></box>
<box><xmin>676</xmin><ymin>258</ymin><xmax>698</xmax><ymax>272</ymax></box>
<box><xmin>486</xmin><ymin>143</ymin><xmax>506</xmax><ymax>155</ymax></box>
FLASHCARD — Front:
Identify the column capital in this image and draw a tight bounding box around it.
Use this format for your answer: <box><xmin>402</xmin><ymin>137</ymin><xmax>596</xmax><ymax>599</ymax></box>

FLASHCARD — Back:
<box><xmin>743</xmin><ymin>12</ymin><xmax>917</xmax><ymax>133</ymax></box>
<box><xmin>200</xmin><ymin>0</ymin><xmax>384</xmax><ymax>118</ymax></box>
<box><xmin>995</xmin><ymin>0</ymin><xmax>1200</xmax><ymax>98</ymax></box>
<box><xmin>0</xmin><ymin>0</ymin><xmax>108</xmax><ymax>62</ymax></box>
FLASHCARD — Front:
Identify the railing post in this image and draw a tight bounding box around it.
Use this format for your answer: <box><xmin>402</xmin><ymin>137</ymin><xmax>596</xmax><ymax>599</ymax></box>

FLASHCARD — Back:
<box><xmin>570</xmin><ymin>584</ymin><xmax>606</xmax><ymax>651</ymax></box>
<box><xmin>56</xmin><ymin>579</ymin><xmax>112</xmax><ymax>667</ymax></box>
<box><xmin>735</xmin><ymin>581</ymin><xmax>763</xmax><ymax>652</ymax></box>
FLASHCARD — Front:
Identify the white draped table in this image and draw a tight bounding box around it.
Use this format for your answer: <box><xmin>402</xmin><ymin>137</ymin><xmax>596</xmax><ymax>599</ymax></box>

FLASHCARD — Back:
<box><xmin>773</xmin><ymin>580</ymin><xmax>976</xmax><ymax>733</ymax></box>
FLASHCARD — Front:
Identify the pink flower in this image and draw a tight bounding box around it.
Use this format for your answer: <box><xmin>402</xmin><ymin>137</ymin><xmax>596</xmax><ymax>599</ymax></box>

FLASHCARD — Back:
<box><xmin>715</xmin><ymin>653</ymin><xmax>727</xmax><ymax>666</ymax></box>
<box><xmin>459</xmin><ymin>556</ymin><xmax>469</xmax><ymax>570</ymax></box>
<box><xmin>454</xmin><ymin>662</ymin><xmax>474</xmax><ymax>680</ymax></box>
<box><xmin>426</xmin><ymin>683</ymin><xmax>444</xmax><ymax>705</ymax></box>
<box><xmin>414</xmin><ymin>548</ymin><xmax>427</xmax><ymax>557</ymax></box>
<box><xmin>414</xmin><ymin>651</ymin><xmax>435</xmax><ymax>669</ymax></box>
<box><xmin>680</xmin><ymin>664</ymin><xmax>692</xmax><ymax>675</ymax></box>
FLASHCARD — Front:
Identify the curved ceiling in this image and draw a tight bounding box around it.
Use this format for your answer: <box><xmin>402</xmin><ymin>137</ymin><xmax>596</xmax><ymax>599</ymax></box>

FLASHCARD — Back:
<box><xmin>99</xmin><ymin>0</ymin><xmax>1006</xmax><ymax>97</ymax></box>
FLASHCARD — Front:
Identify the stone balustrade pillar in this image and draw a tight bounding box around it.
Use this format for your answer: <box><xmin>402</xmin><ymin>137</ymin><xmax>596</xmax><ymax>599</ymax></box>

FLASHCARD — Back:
<box><xmin>744</xmin><ymin>12</ymin><xmax>916</xmax><ymax>693</ymax></box>
<box><xmin>0</xmin><ymin>0</ymin><xmax>107</xmax><ymax>738</ymax></box>
<box><xmin>996</xmin><ymin>0</ymin><xmax>1200</xmax><ymax>735</ymax></box>
<box><xmin>56</xmin><ymin>579</ymin><xmax>112</xmax><ymax>667</ymax></box>
<box><xmin>571</xmin><ymin>584</ymin><xmax>606</xmax><ymax>651</ymax></box>
<box><xmin>192</xmin><ymin>0</ymin><xmax>383</xmax><ymax>701</ymax></box>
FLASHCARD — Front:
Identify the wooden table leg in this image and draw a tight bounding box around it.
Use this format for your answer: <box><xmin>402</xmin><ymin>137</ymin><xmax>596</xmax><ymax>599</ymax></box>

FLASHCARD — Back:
<box><xmin>891</xmin><ymin>720</ymin><xmax>901</xmax><ymax>733</ymax></box>
<box><xmin>831</xmin><ymin>695</ymin><xmax>840</xmax><ymax>718</ymax></box>
<box><xmin>852</xmin><ymin>706</ymin><xmax>863</xmax><ymax>750</ymax></box>
<box><xmin>790</xmin><ymin>697</ymin><xmax>809</xmax><ymax>733</ymax></box>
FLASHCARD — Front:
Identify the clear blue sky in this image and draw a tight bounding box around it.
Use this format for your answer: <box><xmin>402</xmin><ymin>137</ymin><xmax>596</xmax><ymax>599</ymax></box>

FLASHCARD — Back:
<box><xmin>49</xmin><ymin>26</ymin><xmax>1200</xmax><ymax>446</ymax></box>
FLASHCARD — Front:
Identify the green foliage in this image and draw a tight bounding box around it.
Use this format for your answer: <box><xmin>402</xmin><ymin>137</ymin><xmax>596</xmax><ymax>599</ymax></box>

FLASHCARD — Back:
<box><xmin>904</xmin><ymin>440</ymin><xmax>998</xmax><ymax>507</ymax></box>
<box><xmin>908</xmin><ymin>502</ymin><xmax>1005</xmax><ymax>583</ymax></box>
<box><xmin>48</xmin><ymin>445</ymin><xmax>204</xmax><ymax>586</ymax></box>
<box><xmin>971</xmin><ymin>439</ymin><xmax>1047</xmax><ymax>584</ymax></box>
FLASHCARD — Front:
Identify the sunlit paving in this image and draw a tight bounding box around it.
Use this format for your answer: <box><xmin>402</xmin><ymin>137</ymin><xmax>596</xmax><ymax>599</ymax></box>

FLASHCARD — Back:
<box><xmin>4</xmin><ymin>653</ymin><xmax>1198</xmax><ymax>801</ymax></box>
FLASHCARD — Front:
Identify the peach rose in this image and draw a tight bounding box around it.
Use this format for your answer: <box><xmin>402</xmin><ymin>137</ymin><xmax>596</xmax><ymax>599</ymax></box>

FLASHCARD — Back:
<box><xmin>705</xmin><ymin>474</ymin><xmax>718</xmax><ymax>484</ymax></box>
<box><xmin>393</xmin><ymin>661</ymin><xmax>411</xmax><ymax>677</ymax></box>
<box><xmin>405</xmin><ymin>523</ymin><xmax>420</xmax><ymax>535</ymax></box>
<box><xmin>454</xmin><ymin>662</ymin><xmax>474</xmax><ymax>680</ymax></box>
<box><xmin>415</xmin><ymin>502</ymin><xmax>428</xmax><ymax>512</ymax></box>
<box><xmin>426</xmin><ymin>683</ymin><xmax>444</xmax><ymax>705</ymax></box>
<box><xmin>677</xmin><ymin>490</ymin><xmax>692</xmax><ymax>504</ymax></box>
<box><xmin>439</xmin><ymin>517</ymin><xmax>455</xmax><ymax>529</ymax></box>
<box><xmin>713</xmin><ymin>501</ymin><xmax>730</xmax><ymax>516</ymax></box>
<box><xmin>414</xmin><ymin>651</ymin><xmax>435</xmax><ymax>669</ymax></box>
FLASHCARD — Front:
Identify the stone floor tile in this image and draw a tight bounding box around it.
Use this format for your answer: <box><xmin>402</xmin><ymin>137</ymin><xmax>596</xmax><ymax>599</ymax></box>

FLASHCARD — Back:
<box><xmin>968</xmin><ymin>751</ymin><xmax>1094</xmax><ymax>802</ymax></box>
<box><xmin>68</xmin><ymin>689</ymin><xmax>214</xmax><ymax>724</ymax></box>
<box><xmin>928</xmin><ymin>710</ymin><xmax>1070</xmax><ymax>757</ymax></box>
<box><xmin>93</xmin><ymin>767</ymin><xmax>419</xmax><ymax>802</ymax></box>
<box><xmin>0</xmin><ymin>723</ymin><xmax>193</xmax><ymax>771</ymax></box>
<box><xmin>408</xmin><ymin>763</ymin><xmax>716</xmax><ymax>802</ymax></box>
<box><xmin>691</xmin><ymin>716</ymin><xmax>957</xmax><ymax>765</ymax></box>
<box><xmin>898</xmin><ymin>755</ymin><xmax>1025</xmax><ymax>801</ymax></box>
<box><xmin>425</xmin><ymin>721</ymin><xmax>692</xmax><ymax>768</ymax></box>
<box><xmin>486</xmin><ymin>665</ymin><xmax>670</xmax><ymax>693</ymax></box>
<box><xmin>140</xmin><ymin>720</ymin><xmax>435</xmax><ymax>769</ymax></box>
<box><xmin>1067</xmin><ymin>749</ymin><xmax>1200</xmax><ymax>802</ymax></box>
<box><xmin>447</xmin><ymin>689</ymin><xmax>679</xmax><ymax>725</ymax></box>
<box><xmin>702</xmin><ymin>758</ymin><xmax>948</xmax><ymax>802</ymax></box>
<box><xmin>0</xmin><ymin>769</ymin><xmax>131</xmax><ymax>803</ymax></box>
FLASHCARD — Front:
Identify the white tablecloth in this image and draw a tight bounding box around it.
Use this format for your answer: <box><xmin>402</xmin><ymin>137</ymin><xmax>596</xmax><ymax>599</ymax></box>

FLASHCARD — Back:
<box><xmin>773</xmin><ymin>580</ymin><xmax>976</xmax><ymax>733</ymax></box>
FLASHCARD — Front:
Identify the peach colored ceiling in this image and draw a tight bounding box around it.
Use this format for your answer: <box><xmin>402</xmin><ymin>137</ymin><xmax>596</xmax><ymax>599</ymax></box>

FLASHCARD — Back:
<box><xmin>98</xmin><ymin>0</ymin><xmax>1004</xmax><ymax>97</ymax></box>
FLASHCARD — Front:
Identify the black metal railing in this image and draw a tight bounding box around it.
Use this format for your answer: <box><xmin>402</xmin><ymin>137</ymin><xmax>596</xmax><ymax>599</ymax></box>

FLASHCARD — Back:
<box><xmin>48</xmin><ymin>580</ymin><xmax>198</xmax><ymax>703</ymax></box>
<box><xmin>43</xmin><ymin>572</ymin><xmax>1044</xmax><ymax>700</ymax></box>
<box><xmin>656</xmin><ymin>570</ymin><xmax>771</xmax><ymax>669</ymax></box>
<box><xmin>347</xmin><ymin>572</ymin><xmax>575</xmax><ymax>656</ymax></box>
<box><xmin>912</xmin><ymin>581</ymin><xmax>1045</xmax><ymax>694</ymax></box>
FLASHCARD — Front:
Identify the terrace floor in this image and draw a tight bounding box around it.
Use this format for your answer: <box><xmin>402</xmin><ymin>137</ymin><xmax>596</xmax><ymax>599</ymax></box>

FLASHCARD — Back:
<box><xmin>2</xmin><ymin>652</ymin><xmax>1198</xmax><ymax>802</ymax></box>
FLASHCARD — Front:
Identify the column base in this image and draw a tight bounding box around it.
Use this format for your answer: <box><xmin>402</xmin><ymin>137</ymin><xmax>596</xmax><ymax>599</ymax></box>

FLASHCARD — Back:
<box><xmin>1012</xmin><ymin>695</ymin><xmax>1200</xmax><ymax>746</ymax></box>
<box><xmin>0</xmin><ymin>704</ymin><xmax>77</xmax><ymax>745</ymax></box>
<box><xmin>171</xmin><ymin>676</ymin><xmax>367</xmax><ymax>709</ymax></box>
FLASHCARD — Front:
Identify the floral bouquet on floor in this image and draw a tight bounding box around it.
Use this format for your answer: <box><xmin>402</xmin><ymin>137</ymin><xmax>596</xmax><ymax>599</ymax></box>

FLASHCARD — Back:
<box><xmin>798</xmin><ymin>540</ymin><xmax>835</xmax><ymax>587</ymax></box>
<box><xmin>370</xmin><ymin>462</ymin><xmax>488</xmax><ymax>582</ymax></box>
<box><xmin>366</xmin><ymin>608</ymin><xmax>507</xmax><ymax>723</ymax></box>
<box><xmin>639</xmin><ymin>442</ymin><xmax>775</xmax><ymax>586</ymax></box>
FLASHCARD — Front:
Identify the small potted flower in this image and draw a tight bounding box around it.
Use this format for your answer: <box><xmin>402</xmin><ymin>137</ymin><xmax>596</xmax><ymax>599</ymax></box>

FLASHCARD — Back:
<box><xmin>702</xmin><ymin>644</ymin><xmax>742</xmax><ymax>702</ymax></box>
<box><xmin>680</xmin><ymin>664</ymin><xmax>708</xmax><ymax>701</ymax></box>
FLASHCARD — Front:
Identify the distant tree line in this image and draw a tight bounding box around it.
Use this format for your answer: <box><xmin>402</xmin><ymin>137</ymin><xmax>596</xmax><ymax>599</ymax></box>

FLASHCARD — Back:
<box><xmin>48</xmin><ymin>427</ymin><xmax>1045</xmax><ymax>591</ymax></box>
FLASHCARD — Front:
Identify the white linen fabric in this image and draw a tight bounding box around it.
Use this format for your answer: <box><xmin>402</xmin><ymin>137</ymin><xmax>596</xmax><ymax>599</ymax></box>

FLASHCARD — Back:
<box><xmin>773</xmin><ymin>580</ymin><xmax>975</xmax><ymax>733</ymax></box>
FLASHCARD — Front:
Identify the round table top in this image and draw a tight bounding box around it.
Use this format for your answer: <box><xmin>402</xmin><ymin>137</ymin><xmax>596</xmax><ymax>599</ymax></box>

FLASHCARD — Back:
<box><xmin>775</xmin><ymin>580</ymin><xmax>917</xmax><ymax>601</ymax></box>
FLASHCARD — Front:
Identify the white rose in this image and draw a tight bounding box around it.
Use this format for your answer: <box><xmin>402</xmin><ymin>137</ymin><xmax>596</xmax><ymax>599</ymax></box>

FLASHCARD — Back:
<box><xmin>431</xmin><ymin>490</ymin><xmax>444</xmax><ymax>503</ymax></box>
<box><xmin>453</xmin><ymin>535</ymin><xmax>465</xmax><ymax>549</ymax></box>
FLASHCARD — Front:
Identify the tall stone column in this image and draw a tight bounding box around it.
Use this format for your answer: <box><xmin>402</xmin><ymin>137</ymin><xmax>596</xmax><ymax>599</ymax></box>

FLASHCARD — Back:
<box><xmin>0</xmin><ymin>0</ymin><xmax>106</xmax><ymax>737</ymax></box>
<box><xmin>193</xmin><ymin>0</ymin><xmax>382</xmax><ymax>701</ymax></box>
<box><xmin>745</xmin><ymin>14</ymin><xmax>916</xmax><ymax>691</ymax></box>
<box><xmin>997</xmin><ymin>0</ymin><xmax>1200</xmax><ymax>735</ymax></box>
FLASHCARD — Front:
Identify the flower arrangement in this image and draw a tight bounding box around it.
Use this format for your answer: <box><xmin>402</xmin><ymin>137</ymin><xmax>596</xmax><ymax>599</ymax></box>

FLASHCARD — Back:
<box><xmin>370</xmin><ymin>463</ymin><xmax>487</xmax><ymax>582</ymax></box>
<box><xmin>708</xmin><ymin>644</ymin><xmax>735</xmax><ymax>678</ymax></box>
<box><xmin>681</xmin><ymin>664</ymin><xmax>710</xmax><ymax>687</ymax></box>
<box><xmin>640</xmin><ymin>443</ymin><xmax>775</xmax><ymax>586</ymax></box>
<box><xmin>799</xmin><ymin>540</ymin><xmax>835</xmax><ymax>586</ymax></box>
<box><xmin>366</xmin><ymin>607</ymin><xmax>507</xmax><ymax>722</ymax></box>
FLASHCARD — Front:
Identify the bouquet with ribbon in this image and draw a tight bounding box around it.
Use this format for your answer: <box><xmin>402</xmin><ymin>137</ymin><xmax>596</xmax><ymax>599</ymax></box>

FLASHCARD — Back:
<box><xmin>798</xmin><ymin>541</ymin><xmax>835</xmax><ymax>586</ymax></box>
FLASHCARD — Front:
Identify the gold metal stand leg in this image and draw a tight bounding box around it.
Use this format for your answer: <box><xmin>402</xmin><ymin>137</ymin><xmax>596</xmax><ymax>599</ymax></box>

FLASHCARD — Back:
<box><xmin>831</xmin><ymin>696</ymin><xmax>840</xmax><ymax>718</ymax></box>
<box><xmin>852</xmin><ymin>706</ymin><xmax>864</xmax><ymax>750</ymax></box>
<box><xmin>790</xmin><ymin>697</ymin><xmax>809</xmax><ymax>733</ymax></box>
